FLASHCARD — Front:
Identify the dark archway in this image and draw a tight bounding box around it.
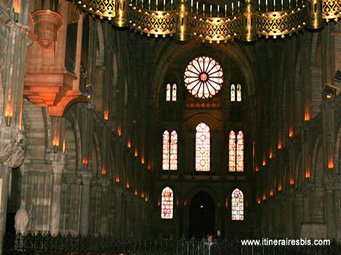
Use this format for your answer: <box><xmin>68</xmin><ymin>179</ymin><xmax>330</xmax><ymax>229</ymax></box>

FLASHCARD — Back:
<box><xmin>189</xmin><ymin>191</ymin><xmax>215</xmax><ymax>239</ymax></box>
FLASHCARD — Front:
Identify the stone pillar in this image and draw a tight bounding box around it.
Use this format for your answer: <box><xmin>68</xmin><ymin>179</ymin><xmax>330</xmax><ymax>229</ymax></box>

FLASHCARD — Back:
<box><xmin>114</xmin><ymin>187</ymin><xmax>123</xmax><ymax>238</ymax></box>
<box><xmin>311</xmin><ymin>180</ymin><xmax>325</xmax><ymax>223</ymax></box>
<box><xmin>0</xmin><ymin>130</ymin><xmax>25</xmax><ymax>255</ymax></box>
<box><xmin>294</xmin><ymin>193</ymin><xmax>304</xmax><ymax>238</ymax></box>
<box><xmin>323</xmin><ymin>175</ymin><xmax>337</xmax><ymax>239</ymax></box>
<box><xmin>99</xmin><ymin>179</ymin><xmax>110</xmax><ymax>236</ymax></box>
<box><xmin>49</xmin><ymin>152</ymin><xmax>65</xmax><ymax>236</ymax></box>
<box><xmin>79</xmin><ymin>171</ymin><xmax>92</xmax><ymax>236</ymax></box>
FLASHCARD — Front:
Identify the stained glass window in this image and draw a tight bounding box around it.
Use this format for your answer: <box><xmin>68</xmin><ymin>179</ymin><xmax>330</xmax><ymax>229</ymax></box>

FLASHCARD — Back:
<box><xmin>170</xmin><ymin>131</ymin><xmax>178</xmax><ymax>170</ymax></box>
<box><xmin>184</xmin><ymin>56</ymin><xmax>223</xmax><ymax>99</ymax></box>
<box><xmin>195</xmin><ymin>123</ymin><xmax>210</xmax><ymax>171</ymax></box>
<box><xmin>237</xmin><ymin>84</ymin><xmax>242</xmax><ymax>102</ymax></box>
<box><xmin>236</xmin><ymin>131</ymin><xmax>244</xmax><ymax>172</ymax></box>
<box><xmin>229</xmin><ymin>131</ymin><xmax>236</xmax><ymax>172</ymax></box>
<box><xmin>166</xmin><ymin>84</ymin><xmax>171</xmax><ymax>101</ymax></box>
<box><xmin>231</xmin><ymin>188</ymin><xmax>244</xmax><ymax>221</ymax></box>
<box><xmin>162</xmin><ymin>130</ymin><xmax>177</xmax><ymax>170</ymax></box>
<box><xmin>229</xmin><ymin>130</ymin><xmax>244</xmax><ymax>172</ymax></box>
<box><xmin>231</xmin><ymin>84</ymin><xmax>236</xmax><ymax>102</ymax></box>
<box><xmin>161</xmin><ymin>187</ymin><xmax>173</xmax><ymax>219</ymax></box>
<box><xmin>162</xmin><ymin>131</ymin><xmax>170</xmax><ymax>170</ymax></box>
<box><xmin>172</xmin><ymin>84</ymin><xmax>177</xmax><ymax>101</ymax></box>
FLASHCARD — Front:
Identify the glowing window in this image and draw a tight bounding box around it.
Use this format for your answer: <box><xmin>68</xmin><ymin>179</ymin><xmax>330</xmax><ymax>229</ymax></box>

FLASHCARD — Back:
<box><xmin>162</xmin><ymin>130</ymin><xmax>177</xmax><ymax>170</ymax></box>
<box><xmin>231</xmin><ymin>188</ymin><xmax>244</xmax><ymax>221</ymax></box>
<box><xmin>172</xmin><ymin>84</ymin><xmax>177</xmax><ymax>101</ymax></box>
<box><xmin>195</xmin><ymin>123</ymin><xmax>210</xmax><ymax>171</ymax></box>
<box><xmin>228</xmin><ymin>131</ymin><xmax>236</xmax><ymax>172</ymax></box>
<box><xmin>236</xmin><ymin>131</ymin><xmax>244</xmax><ymax>172</ymax></box>
<box><xmin>161</xmin><ymin>187</ymin><xmax>173</xmax><ymax>219</ymax></box>
<box><xmin>229</xmin><ymin>130</ymin><xmax>244</xmax><ymax>172</ymax></box>
<box><xmin>170</xmin><ymin>131</ymin><xmax>178</xmax><ymax>170</ymax></box>
<box><xmin>162</xmin><ymin>131</ymin><xmax>170</xmax><ymax>170</ymax></box>
<box><xmin>237</xmin><ymin>84</ymin><xmax>242</xmax><ymax>102</ymax></box>
<box><xmin>184</xmin><ymin>56</ymin><xmax>223</xmax><ymax>99</ymax></box>
<box><xmin>231</xmin><ymin>84</ymin><xmax>236</xmax><ymax>102</ymax></box>
<box><xmin>166</xmin><ymin>84</ymin><xmax>171</xmax><ymax>101</ymax></box>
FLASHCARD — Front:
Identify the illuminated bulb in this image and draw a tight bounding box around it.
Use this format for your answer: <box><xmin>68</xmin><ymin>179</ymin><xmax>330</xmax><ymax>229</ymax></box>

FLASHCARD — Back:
<box><xmin>101</xmin><ymin>168</ymin><xmax>107</xmax><ymax>175</ymax></box>
<box><xmin>134</xmin><ymin>149</ymin><xmax>138</xmax><ymax>157</ymax></box>
<box><xmin>158</xmin><ymin>200</ymin><xmax>161</xmax><ymax>206</ymax></box>
<box><xmin>117</xmin><ymin>128</ymin><xmax>122</xmax><ymax>136</ymax></box>
<box><xmin>104</xmin><ymin>109</ymin><xmax>109</xmax><ymax>121</ymax></box>
<box><xmin>115</xmin><ymin>176</ymin><xmax>120</xmax><ymax>183</ymax></box>
<box><xmin>257</xmin><ymin>198</ymin><xmax>261</xmax><ymax>204</ymax></box>
<box><xmin>127</xmin><ymin>138</ymin><xmax>131</xmax><ymax>148</ymax></box>
<box><xmin>278</xmin><ymin>184</ymin><xmax>282</xmax><ymax>191</ymax></box>
<box><xmin>277</xmin><ymin>141</ymin><xmax>282</xmax><ymax>150</ymax></box>
<box><xmin>134</xmin><ymin>188</ymin><xmax>138</xmax><ymax>196</ymax></box>
<box><xmin>269</xmin><ymin>190</ymin><xmax>274</xmax><ymax>197</ymax></box>
<box><xmin>141</xmin><ymin>156</ymin><xmax>145</xmax><ymax>164</ymax></box>
<box><xmin>145</xmin><ymin>196</ymin><xmax>148</xmax><ymax>202</ymax></box>
<box><xmin>290</xmin><ymin>178</ymin><xmax>295</xmax><ymax>185</ymax></box>
<box><xmin>255</xmin><ymin>165</ymin><xmax>259</xmax><ymax>172</ymax></box>
<box><xmin>262</xmin><ymin>158</ymin><xmax>266</xmax><ymax>166</ymax></box>
<box><xmin>126</xmin><ymin>182</ymin><xmax>130</xmax><ymax>189</ymax></box>
<box><xmin>289</xmin><ymin>128</ymin><xmax>294</xmax><ymax>137</ymax></box>
<box><xmin>305</xmin><ymin>168</ymin><xmax>310</xmax><ymax>178</ymax></box>
<box><xmin>141</xmin><ymin>192</ymin><xmax>145</xmax><ymax>198</ymax></box>
<box><xmin>262</xmin><ymin>194</ymin><xmax>267</xmax><ymax>201</ymax></box>
<box><xmin>328</xmin><ymin>156</ymin><xmax>334</xmax><ymax>169</ymax></box>
<box><xmin>304</xmin><ymin>108</ymin><xmax>310</xmax><ymax>121</ymax></box>
<box><xmin>269</xmin><ymin>150</ymin><xmax>273</xmax><ymax>159</ymax></box>
<box><xmin>225</xmin><ymin>199</ymin><xmax>229</xmax><ymax>208</ymax></box>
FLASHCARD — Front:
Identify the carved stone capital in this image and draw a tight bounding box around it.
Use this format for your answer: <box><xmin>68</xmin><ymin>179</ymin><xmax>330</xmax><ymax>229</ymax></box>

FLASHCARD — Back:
<box><xmin>79</xmin><ymin>171</ymin><xmax>92</xmax><ymax>185</ymax></box>
<box><xmin>51</xmin><ymin>152</ymin><xmax>66</xmax><ymax>175</ymax></box>
<box><xmin>0</xmin><ymin>130</ymin><xmax>26</xmax><ymax>168</ymax></box>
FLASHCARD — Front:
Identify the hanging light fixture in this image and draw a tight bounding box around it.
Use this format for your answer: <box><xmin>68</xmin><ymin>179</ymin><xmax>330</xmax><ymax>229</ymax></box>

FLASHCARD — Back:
<box><xmin>68</xmin><ymin>0</ymin><xmax>341</xmax><ymax>43</ymax></box>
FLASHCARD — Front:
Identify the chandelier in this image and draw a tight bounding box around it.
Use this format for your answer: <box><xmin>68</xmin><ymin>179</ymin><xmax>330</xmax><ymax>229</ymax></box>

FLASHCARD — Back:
<box><xmin>70</xmin><ymin>0</ymin><xmax>341</xmax><ymax>43</ymax></box>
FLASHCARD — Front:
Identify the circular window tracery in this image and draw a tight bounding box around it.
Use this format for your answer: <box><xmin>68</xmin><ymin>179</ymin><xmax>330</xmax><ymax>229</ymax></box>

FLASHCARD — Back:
<box><xmin>184</xmin><ymin>56</ymin><xmax>223</xmax><ymax>99</ymax></box>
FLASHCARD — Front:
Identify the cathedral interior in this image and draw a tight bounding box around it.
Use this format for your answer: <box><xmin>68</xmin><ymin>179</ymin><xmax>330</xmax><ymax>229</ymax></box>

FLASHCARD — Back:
<box><xmin>0</xmin><ymin>0</ymin><xmax>341</xmax><ymax>254</ymax></box>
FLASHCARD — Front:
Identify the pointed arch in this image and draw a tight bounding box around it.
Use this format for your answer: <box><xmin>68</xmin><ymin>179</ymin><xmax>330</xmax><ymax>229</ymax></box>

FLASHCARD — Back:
<box><xmin>195</xmin><ymin>123</ymin><xmax>210</xmax><ymax>171</ymax></box>
<box><xmin>162</xmin><ymin>130</ymin><xmax>170</xmax><ymax>170</ymax></box>
<box><xmin>161</xmin><ymin>187</ymin><xmax>174</xmax><ymax>219</ymax></box>
<box><xmin>236</xmin><ymin>131</ymin><xmax>244</xmax><ymax>172</ymax></box>
<box><xmin>237</xmin><ymin>84</ymin><xmax>242</xmax><ymax>102</ymax></box>
<box><xmin>231</xmin><ymin>188</ymin><xmax>244</xmax><ymax>221</ymax></box>
<box><xmin>170</xmin><ymin>130</ymin><xmax>178</xmax><ymax>170</ymax></box>
<box><xmin>230</xmin><ymin>84</ymin><xmax>236</xmax><ymax>102</ymax></box>
<box><xmin>166</xmin><ymin>84</ymin><xmax>171</xmax><ymax>101</ymax></box>
<box><xmin>229</xmin><ymin>131</ymin><xmax>236</xmax><ymax>172</ymax></box>
<box><xmin>172</xmin><ymin>84</ymin><xmax>177</xmax><ymax>101</ymax></box>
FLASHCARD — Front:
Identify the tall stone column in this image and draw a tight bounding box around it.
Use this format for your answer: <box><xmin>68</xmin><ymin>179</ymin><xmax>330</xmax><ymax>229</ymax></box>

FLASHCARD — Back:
<box><xmin>294</xmin><ymin>193</ymin><xmax>304</xmax><ymax>238</ymax></box>
<box><xmin>114</xmin><ymin>187</ymin><xmax>123</xmax><ymax>238</ymax></box>
<box><xmin>99</xmin><ymin>179</ymin><xmax>110</xmax><ymax>236</ymax></box>
<box><xmin>324</xmin><ymin>175</ymin><xmax>337</xmax><ymax>239</ymax></box>
<box><xmin>49</xmin><ymin>152</ymin><xmax>66</xmax><ymax>236</ymax></box>
<box><xmin>79</xmin><ymin>171</ymin><xmax>92</xmax><ymax>236</ymax></box>
<box><xmin>0</xmin><ymin>130</ymin><xmax>25</xmax><ymax>255</ymax></box>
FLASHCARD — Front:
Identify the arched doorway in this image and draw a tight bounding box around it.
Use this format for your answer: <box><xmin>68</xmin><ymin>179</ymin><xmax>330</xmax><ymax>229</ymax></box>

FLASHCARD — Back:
<box><xmin>189</xmin><ymin>191</ymin><xmax>215</xmax><ymax>239</ymax></box>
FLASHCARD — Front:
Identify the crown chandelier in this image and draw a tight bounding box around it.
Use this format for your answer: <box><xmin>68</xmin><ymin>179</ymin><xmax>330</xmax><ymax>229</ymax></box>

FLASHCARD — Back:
<box><xmin>70</xmin><ymin>0</ymin><xmax>341</xmax><ymax>43</ymax></box>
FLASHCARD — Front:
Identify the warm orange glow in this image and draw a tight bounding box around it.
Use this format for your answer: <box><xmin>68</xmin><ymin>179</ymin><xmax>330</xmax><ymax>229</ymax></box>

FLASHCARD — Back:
<box><xmin>134</xmin><ymin>188</ymin><xmax>138</xmax><ymax>196</ymax></box>
<box><xmin>277</xmin><ymin>184</ymin><xmax>282</xmax><ymax>191</ymax></box>
<box><xmin>257</xmin><ymin>198</ymin><xmax>261</xmax><ymax>204</ymax></box>
<box><xmin>115</xmin><ymin>176</ymin><xmax>120</xmax><ymax>183</ymax></box>
<box><xmin>5</xmin><ymin>103</ymin><xmax>13</xmax><ymax>118</ymax></box>
<box><xmin>82</xmin><ymin>157</ymin><xmax>88</xmax><ymax>166</ymax></box>
<box><xmin>269</xmin><ymin>150</ymin><xmax>273</xmax><ymax>159</ymax></box>
<box><xmin>262</xmin><ymin>158</ymin><xmax>266</xmax><ymax>166</ymax></box>
<box><xmin>305</xmin><ymin>168</ymin><xmax>310</xmax><ymax>178</ymax></box>
<box><xmin>134</xmin><ymin>149</ymin><xmax>138</xmax><ymax>157</ymax></box>
<box><xmin>126</xmin><ymin>182</ymin><xmax>130</xmax><ymax>189</ymax></box>
<box><xmin>104</xmin><ymin>109</ymin><xmax>109</xmax><ymax>121</ymax></box>
<box><xmin>13</xmin><ymin>0</ymin><xmax>21</xmax><ymax>13</ymax></box>
<box><xmin>141</xmin><ymin>192</ymin><xmax>145</xmax><ymax>198</ymax></box>
<box><xmin>127</xmin><ymin>138</ymin><xmax>131</xmax><ymax>148</ymax></box>
<box><xmin>158</xmin><ymin>199</ymin><xmax>161</xmax><ymax>206</ymax></box>
<box><xmin>117</xmin><ymin>128</ymin><xmax>121</xmax><ymax>136</ymax></box>
<box><xmin>328</xmin><ymin>155</ymin><xmax>334</xmax><ymax>169</ymax></box>
<box><xmin>289</xmin><ymin>128</ymin><xmax>294</xmax><ymax>138</ymax></box>
<box><xmin>225</xmin><ymin>199</ymin><xmax>229</xmax><ymax>208</ymax></box>
<box><xmin>145</xmin><ymin>196</ymin><xmax>149</xmax><ymax>202</ymax></box>
<box><xmin>101</xmin><ymin>168</ymin><xmax>107</xmax><ymax>175</ymax></box>
<box><xmin>62</xmin><ymin>140</ymin><xmax>66</xmax><ymax>153</ymax></box>
<box><xmin>304</xmin><ymin>108</ymin><xmax>310</xmax><ymax>121</ymax></box>
<box><xmin>141</xmin><ymin>155</ymin><xmax>145</xmax><ymax>164</ymax></box>
<box><xmin>262</xmin><ymin>194</ymin><xmax>267</xmax><ymax>201</ymax></box>
<box><xmin>255</xmin><ymin>165</ymin><xmax>259</xmax><ymax>172</ymax></box>
<box><xmin>53</xmin><ymin>135</ymin><xmax>59</xmax><ymax>148</ymax></box>
<box><xmin>184</xmin><ymin>200</ymin><xmax>187</xmax><ymax>207</ymax></box>
<box><xmin>269</xmin><ymin>190</ymin><xmax>274</xmax><ymax>197</ymax></box>
<box><xmin>277</xmin><ymin>141</ymin><xmax>282</xmax><ymax>150</ymax></box>
<box><xmin>147</xmin><ymin>164</ymin><xmax>151</xmax><ymax>171</ymax></box>
<box><xmin>290</xmin><ymin>178</ymin><xmax>295</xmax><ymax>185</ymax></box>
